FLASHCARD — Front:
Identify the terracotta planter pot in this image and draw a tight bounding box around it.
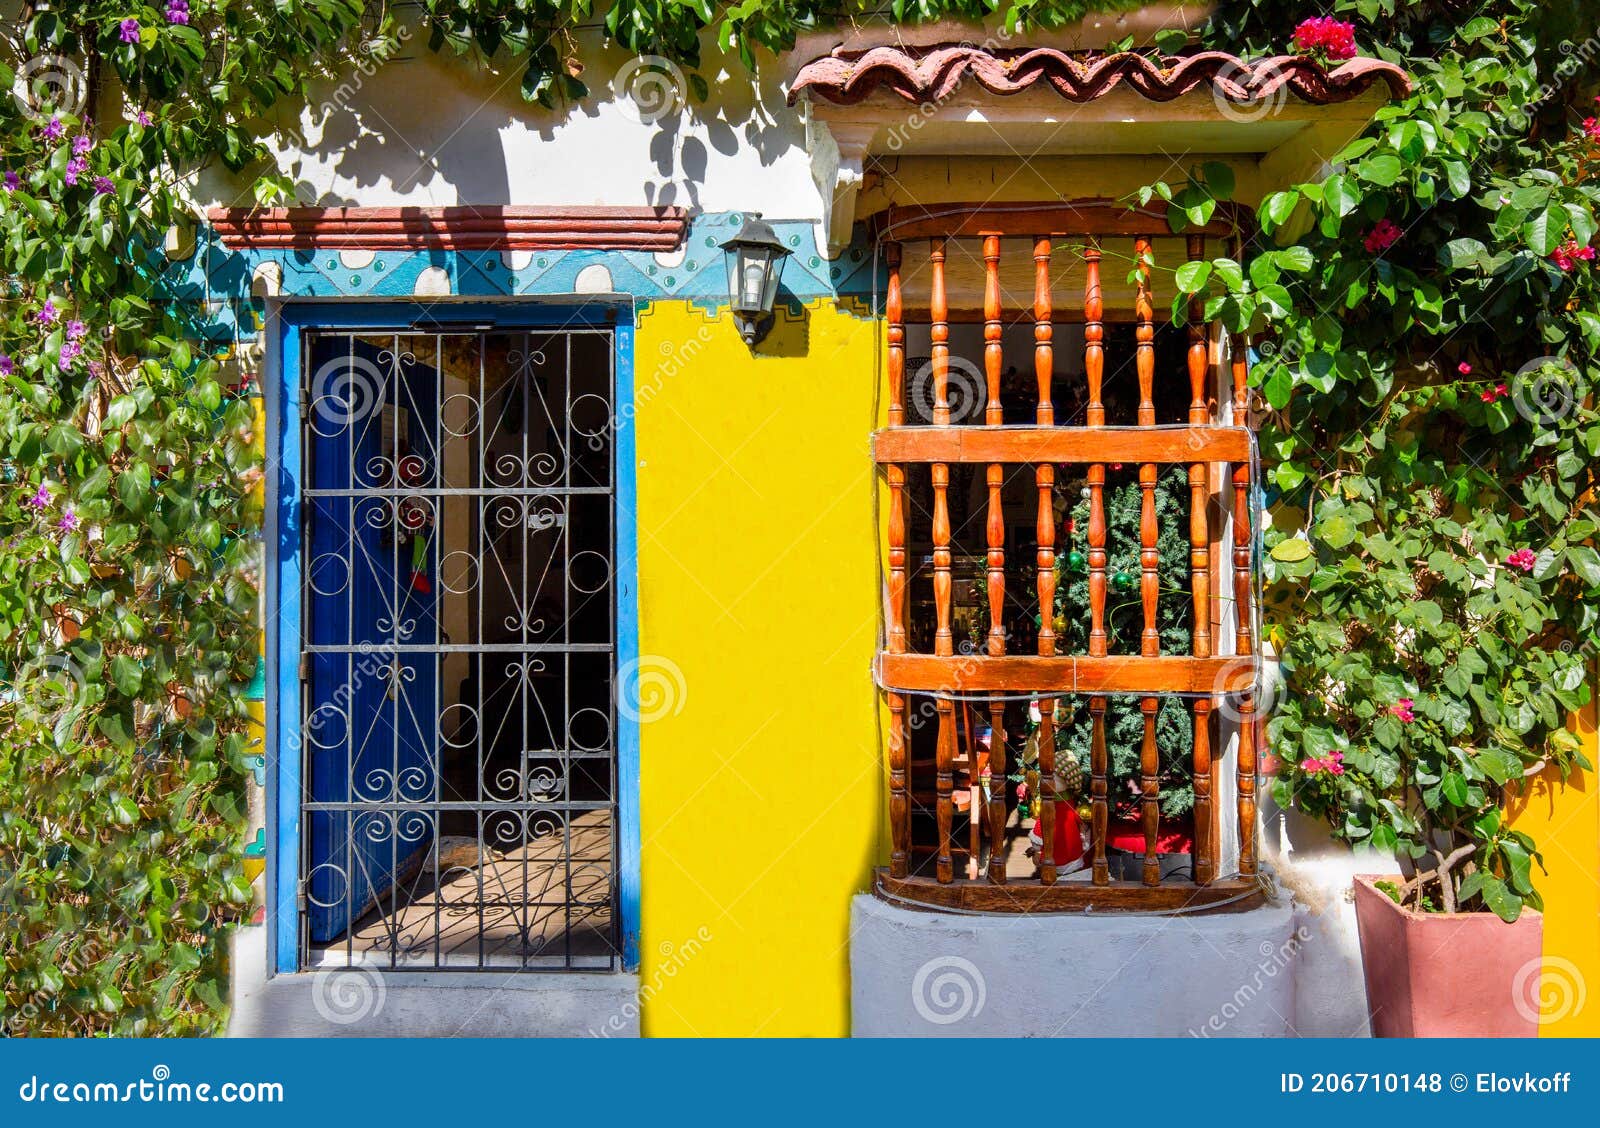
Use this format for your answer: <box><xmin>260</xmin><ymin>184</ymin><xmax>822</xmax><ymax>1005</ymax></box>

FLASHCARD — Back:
<box><xmin>1353</xmin><ymin>874</ymin><xmax>1543</xmax><ymax>1037</ymax></box>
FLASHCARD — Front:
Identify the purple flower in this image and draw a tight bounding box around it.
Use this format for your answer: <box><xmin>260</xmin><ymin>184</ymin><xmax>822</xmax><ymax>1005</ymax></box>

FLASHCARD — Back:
<box><xmin>57</xmin><ymin>509</ymin><xmax>79</xmax><ymax>532</ymax></box>
<box><xmin>119</xmin><ymin>19</ymin><xmax>141</xmax><ymax>44</ymax></box>
<box><xmin>2</xmin><ymin>171</ymin><xmax>18</xmax><ymax>193</ymax></box>
<box><xmin>59</xmin><ymin>341</ymin><xmax>83</xmax><ymax>370</ymax></box>
<box><xmin>35</xmin><ymin>301</ymin><xmax>57</xmax><ymax>325</ymax></box>
<box><xmin>26</xmin><ymin>484</ymin><xmax>51</xmax><ymax>508</ymax></box>
<box><xmin>41</xmin><ymin>117</ymin><xmax>65</xmax><ymax>141</ymax></box>
<box><xmin>65</xmin><ymin>320</ymin><xmax>87</xmax><ymax>341</ymax></box>
<box><xmin>93</xmin><ymin>176</ymin><xmax>115</xmax><ymax>196</ymax></box>
<box><xmin>166</xmin><ymin>0</ymin><xmax>190</xmax><ymax>25</ymax></box>
<box><xmin>71</xmin><ymin>135</ymin><xmax>93</xmax><ymax>156</ymax></box>
<box><xmin>0</xmin><ymin>355</ymin><xmax>12</xmax><ymax>376</ymax></box>
<box><xmin>136</xmin><ymin>110</ymin><xmax>152</xmax><ymax>127</ymax></box>
<box><xmin>65</xmin><ymin>154</ymin><xmax>88</xmax><ymax>186</ymax></box>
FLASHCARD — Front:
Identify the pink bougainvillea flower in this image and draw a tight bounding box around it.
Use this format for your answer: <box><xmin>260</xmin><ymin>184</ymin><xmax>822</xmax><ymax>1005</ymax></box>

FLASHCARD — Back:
<box><xmin>1507</xmin><ymin>548</ymin><xmax>1538</xmax><ymax>572</ymax></box>
<box><xmin>40</xmin><ymin>116</ymin><xmax>64</xmax><ymax>141</ymax></box>
<box><xmin>92</xmin><ymin>176</ymin><xmax>115</xmax><ymax>196</ymax></box>
<box><xmin>1480</xmin><ymin>382</ymin><xmax>1508</xmax><ymax>403</ymax></box>
<box><xmin>26</xmin><ymin>484</ymin><xmax>50</xmax><ymax>508</ymax></box>
<box><xmin>57</xmin><ymin>509</ymin><xmax>79</xmax><ymax>531</ymax></box>
<box><xmin>1457</xmin><ymin>362</ymin><xmax>1472</xmax><ymax>375</ymax></box>
<box><xmin>119</xmin><ymin>19</ymin><xmax>141</xmax><ymax>44</ymax></box>
<box><xmin>1301</xmin><ymin>750</ymin><xmax>1347</xmax><ymax>776</ymax></box>
<box><xmin>1551</xmin><ymin>239</ymin><xmax>1596</xmax><ymax>272</ymax></box>
<box><xmin>2</xmin><ymin>171</ymin><xmax>18</xmax><ymax>193</ymax></box>
<box><xmin>1363</xmin><ymin>218</ymin><xmax>1402</xmax><ymax>253</ymax></box>
<box><xmin>1389</xmin><ymin>698</ymin><xmax>1415</xmax><ymax>723</ymax></box>
<box><xmin>1292</xmin><ymin>17</ymin><xmax>1358</xmax><ymax>60</ymax></box>
<box><xmin>1586</xmin><ymin>117</ymin><xmax>1600</xmax><ymax>143</ymax></box>
<box><xmin>35</xmin><ymin>300</ymin><xmax>57</xmax><ymax>324</ymax></box>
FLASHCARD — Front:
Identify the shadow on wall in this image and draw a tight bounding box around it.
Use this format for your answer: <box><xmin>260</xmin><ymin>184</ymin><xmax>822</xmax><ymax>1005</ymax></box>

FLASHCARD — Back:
<box><xmin>202</xmin><ymin>29</ymin><xmax>808</xmax><ymax>212</ymax></box>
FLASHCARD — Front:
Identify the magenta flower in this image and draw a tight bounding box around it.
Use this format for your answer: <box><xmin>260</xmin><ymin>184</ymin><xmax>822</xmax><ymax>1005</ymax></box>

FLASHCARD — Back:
<box><xmin>119</xmin><ymin>19</ymin><xmax>141</xmax><ymax>44</ymax></box>
<box><xmin>41</xmin><ymin>117</ymin><xmax>64</xmax><ymax>141</ymax></box>
<box><xmin>136</xmin><ymin>110</ymin><xmax>152</xmax><ymax>127</ymax></box>
<box><xmin>1507</xmin><ymin>548</ymin><xmax>1538</xmax><ymax>573</ymax></box>
<box><xmin>59</xmin><ymin>341</ymin><xmax>83</xmax><ymax>371</ymax></box>
<box><xmin>92</xmin><ymin>176</ymin><xmax>115</xmax><ymax>196</ymax></box>
<box><xmin>0</xmin><ymin>355</ymin><xmax>12</xmax><ymax>376</ymax></box>
<box><xmin>166</xmin><ymin>0</ymin><xmax>190</xmax><ymax>24</ymax></box>
<box><xmin>71</xmin><ymin>135</ymin><xmax>93</xmax><ymax>156</ymax></box>
<box><xmin>65</xmin><ymin>320</ymin><xmax>86</xmax><ymax>341</ymax></box>
<box><xmin>26</xmin><ymin>484</ymin><xmax>50</xmax><ymax>508</ymax></box>
<box><xmin>2</xmin><ymin>171</ymin><xmax>18</xmax><ymax>193</ymax></box>
<box><xmin>1363</xmin><ymin>219</ymin><xmax>1402</xmax><ymax>254</ymax></box>
<box><xmin>65</xmin><ymin>154</ymin><xmax>88</xmax><ymax>186</ymax></box>
<box><xmin>1292</xmin><ymin>17</ymin><xmax>1358</xmax><ymax>61</ymax></box>
<box><xmin>1457</xmin><ymin>362</ymin><xmax>1472</xmax><ymax>375</ymax></box>
<box><xmin>35</xmin><ymin>301</ymin><xmax>57</xmax><ymax>325</ymax></box>
<box><xmin>57</xmin><ymin>509</ymin><xmax>79</xmax><ymax>532</ymax></box>
<box><xmin>1300</xmin><ymin>750</ymin><xmax>1347</xmax><ymax>776</ymax></box>
<box><xmin>1389</xmin><ymin>698</ymin><xmax>1415</xmax><ymax>724</ymax></box>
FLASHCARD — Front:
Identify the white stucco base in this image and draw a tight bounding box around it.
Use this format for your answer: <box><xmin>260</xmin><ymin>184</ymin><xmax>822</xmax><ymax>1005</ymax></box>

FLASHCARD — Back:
<box><xmin>226</xmin><ymin>927</ymin><xmax>640</xmax><ymax>1038</ymax></box>
<box><xmin>850</xmin><ymin>893</ymin><xmax>1298</xmax><ymax>1037</ymax></box>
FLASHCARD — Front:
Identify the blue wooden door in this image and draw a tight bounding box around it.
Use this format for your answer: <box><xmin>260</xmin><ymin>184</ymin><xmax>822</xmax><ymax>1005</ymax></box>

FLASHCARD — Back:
<box><xmin>303</xmin><ymin>335</ymin><xmax>438</xmax><ymax>943</ymax></box>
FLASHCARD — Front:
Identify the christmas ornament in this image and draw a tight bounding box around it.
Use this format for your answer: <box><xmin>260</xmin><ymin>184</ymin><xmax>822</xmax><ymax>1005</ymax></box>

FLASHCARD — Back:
<box><xmin>1066</xmin><ymin>549</ymin><xmax>1086</xmax><ymax>572</ymax></box>
<box><xmin>1113</xmin><ymin>570</ymin><xmax>1135</xmax><ymax>591</ymax></box>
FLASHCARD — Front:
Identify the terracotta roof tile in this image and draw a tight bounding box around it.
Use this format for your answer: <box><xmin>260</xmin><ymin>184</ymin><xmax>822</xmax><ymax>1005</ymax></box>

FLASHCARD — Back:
<box><xmin>789</xmin><ymin>46</ymin><xmax>1410</xmax><ymax>107</ymax></box>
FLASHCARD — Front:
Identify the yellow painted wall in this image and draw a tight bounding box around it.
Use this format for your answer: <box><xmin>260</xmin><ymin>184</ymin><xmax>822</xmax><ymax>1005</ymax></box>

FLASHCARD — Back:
<box><xmin>1508</xmin><ymin>694</ymin><xmax>1600</xmax><ymax>1035</ymax></box>
<box><xmin>631</xmin><ymin>298</ymin><xmax>882</xmax><ymax>1036</ymax></box>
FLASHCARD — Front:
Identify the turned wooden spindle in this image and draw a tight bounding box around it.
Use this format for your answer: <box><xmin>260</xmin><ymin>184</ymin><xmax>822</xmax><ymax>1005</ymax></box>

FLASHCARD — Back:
<box><xmin>1187</xmin><ymin>234</ymin><xmax>1214</xmax><ymax>885</ymax></box>
<box><xmin>885</xmin><ymin>240</ymin><xmax>910</xmax><ymax>879</ymax></box>
<box><xmin>1033</xmin><ymin>236</ymin><xmax>1058</xmax><ymax>882</ymax></box>
<box><xmin>930</xmin><ymin>238</ymin><xmax>956</xmax><ymax>883</ymax></box>
<box><xmin>1083</xmin><ymin>240</ymin><xmax>1110</xmax><ymax>884</ymax></box>
<box><xmin>1135</xmin><ymin>236</ymin><xmax>1160</xmax><ymax>886</ymax></box>
<box><xmin>1231</xmin><ymin>323</ymin><xmax>1257</xmax><ymax>879</ymax></box>
<box><xmin>983</xmin><ymin>235</ymin><xmax>1008</xmax><ymax>884</ymax></box>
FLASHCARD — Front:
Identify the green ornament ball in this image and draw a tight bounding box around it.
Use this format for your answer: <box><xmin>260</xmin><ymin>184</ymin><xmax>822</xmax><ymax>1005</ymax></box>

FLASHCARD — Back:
<box><xmin>1066</xmin><ymin>550</ymin><xmax>1087</xmax><ymax>572</ymax></box>
<box><xmin>1113</xmin><ymin>571</ymin><xmax>1136</xmax><ymax>592</ymax></box>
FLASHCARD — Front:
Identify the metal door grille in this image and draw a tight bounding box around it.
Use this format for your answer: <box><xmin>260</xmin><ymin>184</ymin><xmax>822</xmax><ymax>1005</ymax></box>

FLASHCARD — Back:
<box><xmin>298</xmin><ymin>327</ymin><xmax>619</xmax><ymax>970</ymax></box>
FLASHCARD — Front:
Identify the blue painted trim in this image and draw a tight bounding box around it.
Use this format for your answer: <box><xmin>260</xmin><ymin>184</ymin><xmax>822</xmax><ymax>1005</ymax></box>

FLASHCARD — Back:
<box><xmin>613</xmin><ymin>320</ymin><xmax>642</xmax><ymax>972</ymax></box>
<box><xmin>269</xmin><ymin>300</ymin><xmax>640</xmax><ymax>974</ymax></box>
<box><xmin>272</xmin><ymin>316</ymin><xmax>302</xmax><ymax>974</ymax></box>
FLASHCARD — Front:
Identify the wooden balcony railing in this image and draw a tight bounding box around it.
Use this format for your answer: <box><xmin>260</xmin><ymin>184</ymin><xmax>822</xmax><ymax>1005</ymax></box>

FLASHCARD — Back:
<box><xmin>874</xmin><ymin>202</ymin><xmax>1262</xmax><ymax>913</ymax></box>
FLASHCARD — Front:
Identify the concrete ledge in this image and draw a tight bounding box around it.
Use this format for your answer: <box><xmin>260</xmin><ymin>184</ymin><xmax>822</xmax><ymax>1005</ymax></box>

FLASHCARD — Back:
<box><xmin>851</xmin><ymin>893</ymin><xmax>1297</xmax><ymax>1037</ymax></box>
<box><xmin>226</xmin><ymin>927</ymin><xmax>640</xmax><ymax>1038</ymax></box>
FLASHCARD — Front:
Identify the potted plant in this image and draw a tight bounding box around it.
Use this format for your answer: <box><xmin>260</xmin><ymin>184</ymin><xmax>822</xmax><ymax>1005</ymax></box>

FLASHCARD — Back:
<box><xmin>1267</xmin><ymin>362</ymin><xmax>1598</xmax><ymax>1037</ymax></box>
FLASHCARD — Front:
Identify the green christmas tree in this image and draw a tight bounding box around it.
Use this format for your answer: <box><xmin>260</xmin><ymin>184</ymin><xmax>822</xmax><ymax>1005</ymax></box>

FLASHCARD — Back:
<box><xmin>1047</xmin><ymin>465</ymin><xmax>1195</xmax><ymax>820</ymax></box>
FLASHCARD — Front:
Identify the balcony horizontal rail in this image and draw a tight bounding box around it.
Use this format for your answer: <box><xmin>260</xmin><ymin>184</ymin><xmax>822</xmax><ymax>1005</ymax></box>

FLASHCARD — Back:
<box><xmin>872</xmin><ymin>425</ymin><xmax>1251</xmax><ymax>465</ymax></box>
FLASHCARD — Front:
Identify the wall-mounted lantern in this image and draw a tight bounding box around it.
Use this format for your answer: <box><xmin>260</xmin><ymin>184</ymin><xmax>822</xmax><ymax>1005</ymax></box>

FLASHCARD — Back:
<box><xmin>719</xmin><ymin>213</ymin><xmax>791</xmax><ymax>348</ymax></box>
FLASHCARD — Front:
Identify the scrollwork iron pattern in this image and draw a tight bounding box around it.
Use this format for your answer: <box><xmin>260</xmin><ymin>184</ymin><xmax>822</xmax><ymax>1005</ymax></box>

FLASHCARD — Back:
<box><xmin>300</xmin><ymin>329</ymin><xmax>619</xmax><ymax>970</ymax></box>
